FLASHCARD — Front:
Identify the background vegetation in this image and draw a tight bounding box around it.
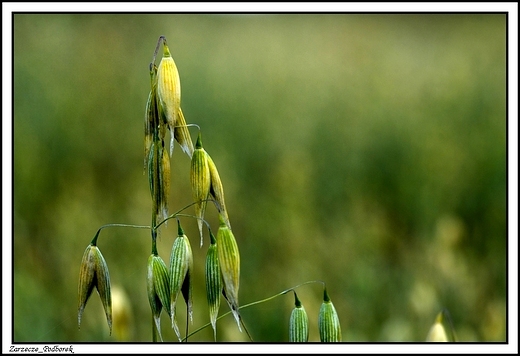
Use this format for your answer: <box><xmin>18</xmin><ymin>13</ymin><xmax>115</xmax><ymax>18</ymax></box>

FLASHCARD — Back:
<box><xmin>13</xmin><ymin>13</ymin><xmax>507</xmax><ymax>342</ymax></box>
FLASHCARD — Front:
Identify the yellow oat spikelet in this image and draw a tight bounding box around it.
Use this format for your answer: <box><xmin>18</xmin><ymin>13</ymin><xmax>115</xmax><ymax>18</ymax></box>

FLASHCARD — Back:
<box><xmin>190</xmin><ymin>132</ymin><xmax>211</xmax><ymax>246</ymax></box>
<box><xmin>157</xmin><ymin>40</ymin><xmax>181</xmax><ymax>156</ymax></box>
<box><xmin>111</xmin><ymin>285</ymin><xmax>134</xmax><ymax>342</ymax></box>
<box><xmin>426</xmin><ymin>309</ymin><xmax>456</xmax><ymax>342</ymax></box>
<box><xmin>426</xmin><ymin>319</ymin><xmax>448</xmax><ymax>342</ymax></box>
<box><xmin>216</xmin><ymin>214</ymin><xmax>241</xmax><ymax>331</ymax></box>
<box><xmin>207</xmin><ymin>153</ymin><xmax>231</xmax><ymax>230</ymax></box>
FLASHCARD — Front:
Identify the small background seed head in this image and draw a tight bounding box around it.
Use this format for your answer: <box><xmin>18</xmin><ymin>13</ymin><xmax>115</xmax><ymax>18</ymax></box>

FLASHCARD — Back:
<box><xmin>426</xmin><ymin>309</ymin><xmax>456</xmax><ymax>342</ymax></box>
<box><xmin>111</xmin><ymin>285</ymin><xmax>134</xmax><ymax>341</ymax></box>
<box><xmin>426</xmin><ymin>321</ymin><xmax>449</xmax><ymax>342</ymax></box>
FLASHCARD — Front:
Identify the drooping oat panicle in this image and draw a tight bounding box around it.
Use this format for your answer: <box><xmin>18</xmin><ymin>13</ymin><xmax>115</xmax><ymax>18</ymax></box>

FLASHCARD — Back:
<box><xmin>78</xmin><ymin>244</ymin><xmax>112</xmax><ymax>335</ymax></box>
<box><xmin>169</xmin><ymin>221</ymin><xmax>193</xmax><ymax>341</ymax></box>
<box><xmin>190</xmin><ymin>132</ymin><xmax>211</xmax><ymax>246</ymax></box>
<box><xmin>318</xmin><ymin>288</ymin><xmax>342</xmax><ymax>342</ymax></box>
<box><xmin>205</xmin><ymin>230</ymin><xmax>222</xmax><ymax>340</ymax></box>
<box><xmin>216</xmin><ymin>214</ymin><xmax>241</xmax><ymax>331</ymax></box>
<box><xmin>207</xmin><ymin>153</ymin><xmax>231</xmax><ymax>229</ymax></box>
<box><xmin>146</xmin><ymin>254</ymin><xmax>171</xmax><ymax>341</ymax></box>
<box><xmin>156</xmin><ymin>40</ymin><xmax>181</xmax><ymax>156</ymax></box>
<box><xmin>174</xmin><ymin>107</ymin><xmax>194</xmax><ymax>158</ymax></box>
<box><xmin>426</xmin><ymin>309</ymin><xmax>456</xmax><ymax>342</ymax></box>
<box><xmin>289</xmin><ymin>291</ymin><xmax>309</xmax><ymax>342</ymax></box>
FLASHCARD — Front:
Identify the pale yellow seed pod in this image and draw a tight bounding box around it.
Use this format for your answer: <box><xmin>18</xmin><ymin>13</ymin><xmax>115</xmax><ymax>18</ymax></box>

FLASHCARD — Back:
<box><xmin>111</xmin><ymin>285</ymin><xmax>134</xmax><ymax>342</ymax></box>
<box><xmin>216</xmin><ymin>215</ymin><xmax>241</xmax><ymax>331</ymax></box>
<box><xmin>426</xmin><ymin>309</ymin><xmax>455</xmax><ymax>342</ymax></box>
<box><xmin>426</xmin><ymin>321</ymin><xmax>449</xmax><ymax>342</ymax></box>
<box><xmin>190</xmin><ymin>132</ymin><xmax>211</xmax><ymax>246</ymax></box>
<box><xmin>157</xmin><ymin>41</ymin><xmax>180</xmax><ymax>153</ymax></box>
<box><xmin>207</xmin><ymin>153</ymin><xmax>231</xmax><ymax>230</ymax></box>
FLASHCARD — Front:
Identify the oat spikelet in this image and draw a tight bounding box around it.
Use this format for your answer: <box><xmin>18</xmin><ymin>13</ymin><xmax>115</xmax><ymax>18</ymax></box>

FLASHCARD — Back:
<box><xmin>289</xmin><ymin>291</ymin><xmax>309</xmax><ymax>342</ymax></box>
<box><xmin>207</xmin><ymin>153</ymin><xmax>231</xmax><ymax>230</ymax></box>
<box><xmin>144</xmin><ymin>63</ymin><xmax>159</xmax><ymax>171</ymax></box>
<box><xmin>169</xmin><ymin>221</ymin><xmax>193</xmax><ymax>341</ymax></box>
<box><xmin>78</xmin><ymin>245</ymin><xmax>112</xmax><ymax>335</ymax></box>
<box><xmin>157</xmin><ymin>40</ymin><xmax>181</xmax><ymax>156</ymax></box>
<box><xmin>146</xmin><ymin>254</ymin><xmax>171</xmax><ymax>341</ymax></box>
<box><xmin>216</xmin><ymin>215</ymin><xmax>241</xmax><ymax>331</ymax></box>
<box><xmin>190</xmin><ymin>132</ymin><xmax>211</xmax><ymax>246</ymax></box>
<box><xmin>318</xmin><ymin>288</ymin><xmax>342</xmax><ymax>342</ymax></box>
<box><xmin>205</xmin><ymin>230</ymin><xmax>222</xmax><ymax>340</ymax></box>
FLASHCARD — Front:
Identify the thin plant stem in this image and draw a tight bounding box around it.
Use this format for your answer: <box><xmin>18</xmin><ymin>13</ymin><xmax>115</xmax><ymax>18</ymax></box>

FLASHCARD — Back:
<box><xmin>182</xmin><ymin>280</ymin><xmax>326</xmax><ymax>341</ymax></box>
<box><xmin>154</xmin><ymin>198</ymin><xmax>217</xmax><ymax>230</ymax></box>
<box><xmin>90</xmin><ymin>223</ymin><xmax>151</xmax><ymax>246</ymax></box>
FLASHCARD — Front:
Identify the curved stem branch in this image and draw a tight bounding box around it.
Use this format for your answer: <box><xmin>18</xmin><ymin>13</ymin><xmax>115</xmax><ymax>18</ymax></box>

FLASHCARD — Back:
<box><xmin>154</xmin><ymin>198</ymin><xmax>217</xmax><ymax>230</ymax></box>
<box><xmin>90</xmin><ymin>223</ymin><xmax>151</xmax><ymax>246</ymax></box>
<box><xmin>182</xmin><ymin>280</ymin><xmax>326</xmax><ymax>340</ymax></box>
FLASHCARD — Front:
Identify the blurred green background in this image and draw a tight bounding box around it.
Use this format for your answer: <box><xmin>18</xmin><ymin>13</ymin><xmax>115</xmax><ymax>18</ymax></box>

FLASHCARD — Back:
<box><xmin>13</xmin><ymin>14</ymin><xmax>507</xmax><ymax>342</ymax></box>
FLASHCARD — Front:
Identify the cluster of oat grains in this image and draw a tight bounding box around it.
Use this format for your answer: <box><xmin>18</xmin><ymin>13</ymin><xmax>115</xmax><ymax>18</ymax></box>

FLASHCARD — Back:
<box><xmin>77</xmin><ymin>35</ymin><xmax>345</xmax><ymax>343</ymax></box>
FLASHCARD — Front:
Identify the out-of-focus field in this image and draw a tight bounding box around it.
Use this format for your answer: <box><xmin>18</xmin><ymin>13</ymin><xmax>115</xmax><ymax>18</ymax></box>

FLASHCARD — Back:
<box><xmin>13</xmin><ymin>13</ymin><xmax>507</xmax><ymax>342</ymax></box>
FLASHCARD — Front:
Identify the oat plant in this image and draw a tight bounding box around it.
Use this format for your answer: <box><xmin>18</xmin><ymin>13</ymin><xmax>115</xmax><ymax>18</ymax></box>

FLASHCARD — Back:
<box><xmin>77</xmin><ymin>35</ymin><xmax>348</xmax><ymax>342</ymax></box>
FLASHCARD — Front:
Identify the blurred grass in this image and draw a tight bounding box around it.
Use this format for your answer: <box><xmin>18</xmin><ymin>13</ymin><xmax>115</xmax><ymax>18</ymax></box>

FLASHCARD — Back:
<box><xmin>13</xmin><ymin>14</ymin><xmax>507</xmax><ymax>342</ymax></box>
